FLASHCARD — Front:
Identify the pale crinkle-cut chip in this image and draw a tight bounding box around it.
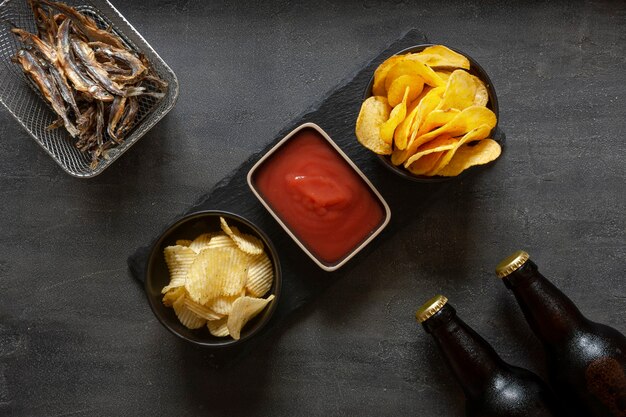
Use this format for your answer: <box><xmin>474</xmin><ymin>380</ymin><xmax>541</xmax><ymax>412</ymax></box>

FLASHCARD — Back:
<box><xmin>227</xmin><ymin>295</ymin><xmax>275</xmax><ymax>340</ymax></box>
<box><xmin>206</xmin><ymin>233</ymin><xmax>237</xmax><ymax>249</ymax></box>
<box><xmin>355</xmin><ymin>96</ymin><xmax>392</xmax><ymax>155</ymax></box>
<box><xmin>207</xmin><ymin>318</ymin><xmax>229</xmax><ymax>337</ymax></box>
<box><xmin>220</xmin><ymin>217</ymin><xmax>264</xmax><ymax>255</ymax></box>
<box><xmin>162</xmin><ymin>286</ymin><xmax>186</xmax><ymax>307</ymax></box>
<box><xmin>176</xmin><ymin>239</ymin><xmax>192</xmax><ymax>247</ymax></box>
<box><xmin>207</xmin><ymin>293</ymin><xmax>241</xmax><ymax>315</ymax></box>
<box><xmin>185</xmin><ymin>247</ymin><xmax>248</xmax><ymax>304</ymax></box>
<box><xmin>246</xmin><ymin>253</ymin><xmax>274</xmax><ymax>297</ymax></box>
<box><xmin>173</xmin><ymin>295</ymin><xmax>206</xmax><ymax>329</ymax></box>
<box><xmin>189</xmin><ymin>233</ymin><xmax>214</xmax><ymax>253</ymax></box>
<box><xmin>184</xmin><ymin>296</ymin><xmax>224</xmax><ymax>321</ymax></box>
<box><xmin>162</xmin><ymin>245</ymin><xmax>196</xmax><ymax>294</ymax></box>
<box><xmin>437</xmin><ymin>139</ymin><xmax>501</xmax><ymax>177</ymax></box>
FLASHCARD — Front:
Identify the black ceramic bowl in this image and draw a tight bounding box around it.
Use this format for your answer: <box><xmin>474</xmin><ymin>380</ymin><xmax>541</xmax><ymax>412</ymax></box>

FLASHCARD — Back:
<box><xmin>145</xmin><ymin>210</ymin><xmax>281</xmax><ymax>348</ymax></box>
<box><xmin>363</xmin><ymin>44</ymin><xmax>500</xmax><ymax>183</ymax></box>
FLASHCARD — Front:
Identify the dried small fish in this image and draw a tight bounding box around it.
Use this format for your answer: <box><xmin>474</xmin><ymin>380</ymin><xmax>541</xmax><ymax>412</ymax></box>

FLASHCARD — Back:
<box><xmin>71</xmin><ymin>37</ymin><xmax>142</xmax><ymax>97</ymax></box>
<box><xmin>44</xmin><ymin>57</ymin><xmax>81</xmax><ymax>117</ymax></box>
<box><xmin>89</xmin><ymin>41</ymin><xmax>145</xmax><ymax>84</ymax></box>
<box><xmin>11</xmin><ymin>0</ymin><xmax>168</xmax><ymax>168</ymax></box>
<box><xmin>94</xmin><ymin>100</ymin><xmax>105</xmax><ymax>147</ymax></box>
<box><xmin>28</xmin><ymin>0</ymin><xmax>54</xmax><ymax>44</ymax></box>
<box><xmin>40</xmin><ymin>0</ymin><xmax>125</xmax><ymax>48</ymax></box>
<box><xmin>11</xmin><ymin>27</ymin><xmax>81</xmax><ymax>117</ymax></box>
<box><xmin>14</xmin><ymin>49</ymin><xmax>79</xmax><ymax>137</ymax></box>
<box><xmin>100</xmin><ymin>61</ymin><xmax>132</xmax><ymax>76</ymax></box>
<box><xmin>115</xmin><ymin>96</ymin><xmax>139</xmax><ymax>138</ymax></box>
<box><xmin>141</xmin><ymin>74</ymin><xmax>169</xmax><ymax>90</ymax></box>
<box><xmin>107</xmin><ymin>95</ymin><xmax>126</xmax><ymax>143</ymax></box>
<box><xmin>57</xmin><ymin>19</ymin><xmax>113</xmax><ymax>101</ymax></box>
<box><xmin>10</xmin><ymin>27</ymin><xmax>56</xmax><ymax>61</ymax></box>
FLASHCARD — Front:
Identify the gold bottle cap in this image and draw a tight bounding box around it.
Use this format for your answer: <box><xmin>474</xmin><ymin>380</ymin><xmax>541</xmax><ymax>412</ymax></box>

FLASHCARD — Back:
<box><xmin>495</xmin><ymin>250</ymin><xmax>530</xmax><ymax>278</ymax></box>
<box><xmin>415</xmin><ymin>295</ymin><xmax>448</xmax><ymax>323</ymax></box>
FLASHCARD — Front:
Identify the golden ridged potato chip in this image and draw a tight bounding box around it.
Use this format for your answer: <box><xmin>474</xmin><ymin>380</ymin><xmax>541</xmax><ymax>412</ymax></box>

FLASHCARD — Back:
<box><xmin>206</xmin><ymin>233</ymin><xmax>237</xmax><ymax>249</ymax></box>
<box><xmin>162</xmin><ymin>223</ymin><xmax>275</xmax><ymax>339</ymax></box>
<box><xmin>220</xmin><ymin>217</ymin><xmax>264</xmax><ymax>256</ymax></box>
<box><xmin>207</xmin><ymin>293</ymin><xmax>242</xmax><ymax>315</ymax></box>
<box><xmin>207</xmin><ymin>318</ymin><xmax>230</xmax><ymax>337</ymax></box>
<box><xmin>185</xmin><ymin>247</ymin><xmax>248</xmax><ymax>304</ymax></box>
<box><xmin>189</xmin><ymin>233</ymin><xmax>214</xmax><ymax>253</ymax></box>
<box><xmin>246</xmin><ymin>253</ymin><xmax>274</xmax><ymax>297</ymax></box>
<box><xmin>372</xmin><ymin>54</ymin><xmax>405</xmax><ymax>96</ymax></box>
<box><xmin>355</xmin><ymin>96</ymin><xmax>392</xmax><ymax>155</ymax></box>
<box><xmin>404</xmin><ymin>135</ymin><xmax>458</xmax><ymax>168</ymax></box>
<box><xmin>437</xmin><ymin>69</ymin><xmax>477</xmax><ymax>112</ymax></box>
<box><xmin>428</xmin><ymin>124</ymin><xmax>492</xmax><ymax>176</ymax></box>
<box><xmin>387</xmin><ymin>74</ymin><xmax>424</xmax><ymax>107</ymax></box>
<box><xmin>380</xmin><ymin>87</ymin><xmax>409</xmax><ymax>144</ymax></box>
<box><xmin>173</xmin><ymin>295</ymin><xmax>206</xmax><ymax>329</ymax></box>
<box><xmin>385</xmin><ymin>59</ymin><xmax>445</xmax><ymax>90</ymax></box>
<box><xmin>227</xmin><ymin>295</ymin><xmax>275</xmax><ymax>340</ymax></box>
<box><xmin>407</xmin><ymin>45</ymin><xmax>470</xmax><ymax>70</ymax></box>
<box><xmin>184</xmin><ymin>296</ymin><xmax>224</xmax><ymax>321</ymax></box>
<box><xmin>162</xmin><ymin>286</ymin><xmax>186</xmax><ymax>307</ymax></box>
<box><xmin>437</xmin><ymin>139</ymin><xmax>501</xmax><ymax>177</ymax></box>
<box><xmin>162</xmin><ymin>245</ymin><xmax>196</xmax><ymax>293</ymax></box>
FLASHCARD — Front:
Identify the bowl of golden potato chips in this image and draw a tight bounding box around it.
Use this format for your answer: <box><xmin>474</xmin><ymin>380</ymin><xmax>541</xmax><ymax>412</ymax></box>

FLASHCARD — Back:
<box><xmin>356</xmin><ymin>44</ymin><xmax>502</xmax><ymax>182</ymax></box>
<box><xmin>145</xmin><ymin>210</ymin><xmax>281</xmax><ymax>347</ymax></box>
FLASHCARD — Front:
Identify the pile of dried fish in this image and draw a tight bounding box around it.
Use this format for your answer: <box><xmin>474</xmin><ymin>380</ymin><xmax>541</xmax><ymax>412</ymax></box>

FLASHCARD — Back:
<box><xmin>10</xmin><ymin>0</ymin><xmax>167</xmax><ymax>168</ymax></box>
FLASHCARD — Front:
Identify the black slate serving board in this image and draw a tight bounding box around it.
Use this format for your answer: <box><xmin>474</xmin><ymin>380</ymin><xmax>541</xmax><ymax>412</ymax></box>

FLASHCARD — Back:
<box><xmin>127</xmin><ymin>29</ymin><xmax>505</xmax><ymax>367</ymax></box>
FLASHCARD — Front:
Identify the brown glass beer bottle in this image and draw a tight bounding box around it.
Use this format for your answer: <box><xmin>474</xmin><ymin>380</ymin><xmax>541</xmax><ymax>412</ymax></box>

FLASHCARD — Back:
<box><xmin>416</xmin><ymin>295</ymin><xmax>564</xmax><ymax>417</ymax></box>
<box><xmin>496</xmin><ymin>250</ymin><xmax>626</xmax><ymax>417</ymax></box>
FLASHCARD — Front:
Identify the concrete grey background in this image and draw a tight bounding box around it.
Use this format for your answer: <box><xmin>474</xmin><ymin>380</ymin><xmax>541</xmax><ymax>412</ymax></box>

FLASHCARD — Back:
<box><xmin>1</xmin><ymin>0</ymin><xmax>624</xmax><ymax>416</ymax></box>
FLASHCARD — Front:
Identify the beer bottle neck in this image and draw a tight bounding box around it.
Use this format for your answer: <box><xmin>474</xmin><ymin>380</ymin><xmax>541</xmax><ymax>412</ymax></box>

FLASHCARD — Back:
<box><xmin>503</xmin><ymin>260</ymin><xmax>588</xmax><ymax>348</ymax></box>
<box><xmin>423</xmin><ymin>304</ymin><xmax>506</xmax><ymax>399</ymax></box>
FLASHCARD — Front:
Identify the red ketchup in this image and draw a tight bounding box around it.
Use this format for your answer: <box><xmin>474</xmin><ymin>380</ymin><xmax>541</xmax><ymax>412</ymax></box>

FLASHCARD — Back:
<box><xmin>252</xmin><ymin>128</ymin><xmax>385</xmax><ymax>265</ymax></box>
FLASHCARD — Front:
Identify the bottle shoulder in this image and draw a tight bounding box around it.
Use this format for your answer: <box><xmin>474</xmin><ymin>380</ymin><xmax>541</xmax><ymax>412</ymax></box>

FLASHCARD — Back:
<box><xmin>546</xmin><ymin>322</ymin><xmax>626</xmax><ymax>363</ymax></box>
<box><xmin>466</xmin><ymin>368</ymin><xmax>561</xmax><ymax>417</ymax></box>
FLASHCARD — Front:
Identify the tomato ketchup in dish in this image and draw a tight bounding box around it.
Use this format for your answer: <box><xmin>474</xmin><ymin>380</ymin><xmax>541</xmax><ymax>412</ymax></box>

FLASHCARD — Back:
<box><xmin>248</xmin><ymin>123</ymin><xmax>390</xmax><ymax>271</ymax></box>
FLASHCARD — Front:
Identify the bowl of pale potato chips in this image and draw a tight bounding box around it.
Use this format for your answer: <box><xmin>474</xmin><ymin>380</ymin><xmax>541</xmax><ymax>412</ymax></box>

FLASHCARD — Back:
<box><xmin>145</xmin><ymin>210</ymin><xmax>281</xmax><ymax>347</ymax></box>
<box><xmin>356</xmin><ymin>44</ymin><xmax>501</xmax><ymax>182</ymax></box>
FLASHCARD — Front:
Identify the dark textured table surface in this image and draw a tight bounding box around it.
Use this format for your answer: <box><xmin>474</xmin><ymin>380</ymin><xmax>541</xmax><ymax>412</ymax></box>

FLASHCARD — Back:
<box><xmin>1</xmin><ymin>1</ymin><xmax>625</xmax><ymax>416</ymax></box>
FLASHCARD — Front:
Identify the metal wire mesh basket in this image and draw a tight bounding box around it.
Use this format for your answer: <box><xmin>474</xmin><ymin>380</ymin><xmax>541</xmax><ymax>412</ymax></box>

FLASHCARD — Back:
<box><xmin>0</xmin><ymin>0</ymin><xmax>179</xmax><ymax>177</ymax></box>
